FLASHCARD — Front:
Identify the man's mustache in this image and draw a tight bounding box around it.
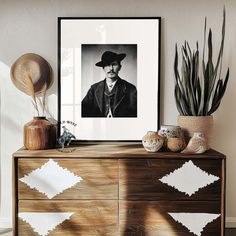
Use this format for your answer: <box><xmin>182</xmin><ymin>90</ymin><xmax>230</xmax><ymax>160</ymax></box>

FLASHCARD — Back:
<box><xmin>108</xmin><ymin>71</ymin><xmax>115</xmax><ymax>73</ymax></box>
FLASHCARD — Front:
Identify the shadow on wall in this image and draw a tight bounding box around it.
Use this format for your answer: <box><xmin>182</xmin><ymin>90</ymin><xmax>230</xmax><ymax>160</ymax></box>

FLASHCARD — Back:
<box><xmin>0</xmin><ymin>229</ymin><xmax>12</xmax><ymax>235</ymax></box>
<box><xmin>213</xmin><ymin>80</ymin><xmax>236</xmax><ymax>151</ymax></box>
<box><xmin>1</xmin><ymin>114</ymin><xmax>21</xmax><ymax>133</ymax></box>
<box><xmin>0</xmin><ymin>60</ymin><xmax>25</xmax><ymax>144</ymax></box>
<box><xmin>0</xmin><ymin>60</ymin><xmax>34</xmax><ymax>226</ymax></box>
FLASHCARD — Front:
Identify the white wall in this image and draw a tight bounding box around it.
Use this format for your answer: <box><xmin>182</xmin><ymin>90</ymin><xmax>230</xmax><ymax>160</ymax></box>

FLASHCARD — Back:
<box><xmin>0</xmin><ymin>0</ymin><xmax>236</xmax><ymax>228</ymax></box>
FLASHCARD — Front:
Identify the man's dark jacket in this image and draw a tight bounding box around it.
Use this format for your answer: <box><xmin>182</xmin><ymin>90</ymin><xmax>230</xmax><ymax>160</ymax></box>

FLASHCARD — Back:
<box><xmin>82</xmin><ymin>78</ymin><xmax>137</xmax><ymax>117</ymax></box>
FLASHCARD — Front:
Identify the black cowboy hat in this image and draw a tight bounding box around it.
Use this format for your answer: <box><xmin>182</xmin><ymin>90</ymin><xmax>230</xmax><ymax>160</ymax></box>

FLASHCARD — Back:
<box><xmin>95</xmin><ymin>51</ymin><xmax>126</xmax><ymax>67</ymax></box>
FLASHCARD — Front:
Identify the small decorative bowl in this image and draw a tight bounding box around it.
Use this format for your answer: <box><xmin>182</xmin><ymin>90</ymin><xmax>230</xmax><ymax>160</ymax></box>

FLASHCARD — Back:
<box><xmin>142</xmin><ymin>131</ymin><xmax>164</xmax><ymax>152</ymax></box>
<box><xmin>158</xmin><ymin>125</ymin><xmax>181</xmax><ymax>138</ymax></box>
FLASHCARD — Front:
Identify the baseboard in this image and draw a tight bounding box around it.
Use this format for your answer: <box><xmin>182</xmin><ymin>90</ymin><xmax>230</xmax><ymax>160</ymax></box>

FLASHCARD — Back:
<box><xmin>226</xmin><ymin>217</ymin><xmax>236</xmax><ymax>228</ymax></box>
<box><xmin>0</xmin><ymin>218</ymin><xmax>12</xmax><ymax>228</ymax></box>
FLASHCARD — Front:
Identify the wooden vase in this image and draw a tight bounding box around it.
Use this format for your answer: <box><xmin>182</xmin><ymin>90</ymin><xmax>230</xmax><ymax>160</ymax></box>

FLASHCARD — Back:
<box><xmin>177</xmin><ymin>115</ymin><xmax>213</xmax><ymax>149</ymax></box>
<box><xmin>24</xmin><ymin>116</ymin><xmax>57</xmax><ymax>150</ymax></box>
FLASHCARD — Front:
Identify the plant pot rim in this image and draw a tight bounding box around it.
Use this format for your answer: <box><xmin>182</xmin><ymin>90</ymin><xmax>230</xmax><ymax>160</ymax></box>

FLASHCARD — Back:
<box><xmin>178</xmin><ymin>115</ymin><xmax>213</xmax><ymax>118</ymax></box>
<box><xmin>33</xmin><ymin>116</ymin><xmax>46</xmax><ymax>119</ymax></box>
<box><xmin>160</xmin><ymin>125</ymin><xmax>181</xmax><ymax>128</ymax></box>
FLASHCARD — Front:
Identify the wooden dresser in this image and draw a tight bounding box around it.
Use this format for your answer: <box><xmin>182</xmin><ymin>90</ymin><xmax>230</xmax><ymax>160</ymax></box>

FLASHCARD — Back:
<box><xmin>13</xmin><ymin>143</ymin><xmax>225</xmax><ymax>236</ymax></box>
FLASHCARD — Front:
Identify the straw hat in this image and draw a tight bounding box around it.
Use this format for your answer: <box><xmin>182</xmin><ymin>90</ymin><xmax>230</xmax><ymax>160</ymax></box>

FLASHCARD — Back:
<box><xmin>10</xmin><ymin>53</ymin><xmax>53</xmax><ymax>96</ymax></box>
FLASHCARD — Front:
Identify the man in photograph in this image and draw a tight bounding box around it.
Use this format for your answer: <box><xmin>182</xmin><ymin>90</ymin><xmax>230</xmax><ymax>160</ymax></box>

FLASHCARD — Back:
<box><xmin>82</xmin><ymin>51</ymin><xmax>137</xmax><ymax>117</ymax></box>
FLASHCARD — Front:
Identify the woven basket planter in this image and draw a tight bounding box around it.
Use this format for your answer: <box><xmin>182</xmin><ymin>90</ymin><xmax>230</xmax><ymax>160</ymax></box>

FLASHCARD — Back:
<box><xmin>177</xmin><ymin>115</ymin><xmax>213</xmax><ymax>149</ymax></box>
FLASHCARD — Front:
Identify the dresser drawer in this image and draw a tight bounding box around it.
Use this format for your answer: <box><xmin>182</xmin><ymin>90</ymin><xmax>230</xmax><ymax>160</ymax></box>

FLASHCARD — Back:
<box><xmin>119</xmin><ymin>159</ymin><xmax>222</xmax><ymax>200</ymax></box>
<box><xmin>18</xmin><ymin>200</ymin><xmax>118</xmax><ymax>236</ymax></box>
<box><xmin>119</xmin><ymin>200</ymin><xmax>221</xmax><ymax>236</ymax></box>
<box><xmin>18</xmin><ymin>159</ymin><xmax>118</xmax><ymax>200</ymax></box>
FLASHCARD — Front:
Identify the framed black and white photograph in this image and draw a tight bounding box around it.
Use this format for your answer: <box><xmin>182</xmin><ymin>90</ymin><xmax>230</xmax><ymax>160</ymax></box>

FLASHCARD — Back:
<box><xmin>58</xmin><ymin>17</ymin><xmax>161</xmax><ymax>140</ymax></box>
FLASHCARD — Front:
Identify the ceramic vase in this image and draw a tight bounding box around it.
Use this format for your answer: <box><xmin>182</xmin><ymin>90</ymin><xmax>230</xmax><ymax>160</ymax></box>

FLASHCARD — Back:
<box><xmin>158</xmin><ymin>125</ymin><xmax>182</xmax><ymax>150</ymax></box>
<box><xmin>142</xmin><ymin>131</ymin><xmax>164</xmax><ymax>152</ymax></box>
<box><xmin>181</xmin><ymin>132</ymin><xmax>208</xmax><ymax>154</ymax></box>
<box><xmin>177</xmin><ymin>115</ymin><xmax>213</xmax><ymax>149</ymax></box>
<box><xmin>24</xmin><ymin>116</ymin><xmax>57</xmax><ymax>150</ymax></box>
<box><xmin>167</xmin><ymin>137</ymin><xmax>186</xmax><ymax>152</ymax></box>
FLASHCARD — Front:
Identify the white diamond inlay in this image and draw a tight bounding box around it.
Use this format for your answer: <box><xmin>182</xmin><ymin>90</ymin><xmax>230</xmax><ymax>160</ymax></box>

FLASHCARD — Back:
<box><xmin>168</xmin><ymin>213</ymin><xmax>220</xmax><ymax>236</ymax></box>
<box><xmin>159</xmin><ymin>161</ymin><xmax>219</xmax><ymax>196</ymax></box>
<box><xmin>20</xmin><ymin>159</ymin><xmax>83</xmax><ymax>199</ymax></box>
<box><xmin>19</xmin><ymin>212</ymin><xmax>74</xmax><ymax>236</ymax></box>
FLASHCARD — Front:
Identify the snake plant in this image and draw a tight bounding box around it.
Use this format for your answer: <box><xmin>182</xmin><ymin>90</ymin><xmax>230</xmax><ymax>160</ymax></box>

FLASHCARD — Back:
<box><xmin>174</xmin><ymin>8</ymin><xmax>229</xmax><ymax>116</ymax></box>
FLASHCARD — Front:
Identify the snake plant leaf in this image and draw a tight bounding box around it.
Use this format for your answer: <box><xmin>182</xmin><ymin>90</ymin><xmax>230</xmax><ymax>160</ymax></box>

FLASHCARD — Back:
<box><xmin>211</xmin><ymin>80</ymin><xmax>222</xmax><ymax>106</ymax></box>
<box><xmin>210</xmin><ymin>6</ymin><xmax>225</xmax><ymax>96</ymax></box>
<box><xmin>207</xmin><ymin>29</ymin><xmax>214</xmax><ymax>98</ymax></box>
<box><xmin>203</xmin><ymin>17</ymin><xmax>207</xmax><ymax>61</ymax></box>
<box><xmin>193</xmin><ymin>44</ymin><xmax>199</xmax><ymax>88</ymax></box>
<box><xmin>208</xmin><ymin>68</ymin><xmax>229</xmax><ymax>115</ymax></box>
<box><xmin>186</xmin><ymin>42</ymin><xmax>193</xmax><ymax>68</ymax></box>
<box><xmin>217</xmin><ymin>69</ymin><xmax>229</xmax><ymax>101</ymax></box>
<box><xmin>175</xmin><ymin>84</ymin><xmax>189</xmax><ymax>115</ymax></box>
<box><xmin>208</xmin><ymin>29</ymin><xmax>213</xmax><ymax>62</ymax></box>
<box><xmin>202</xmin><ymin>29</ymin><xmax>215</xmax><ymax>115</ymax></box>
<box><xmin>196</xmin><ymin>77</ymin><xmax>201</xmax><ymax>107</ymax></box>
<box><xmin>216</xmin><ymin>7</ymin><xmax>226</xmax><ymax>77</ymax></box>
<box><xmin>174</xmin><ymin>45</ymin><xmax>188</xmax><ymax>115</ymax></box>
<box><xmin>208</xmin><ymin>100</ymin><xmax>221</xmax><ymax>115</ymax></box>
<box><xmin>175</xmin><ymin>44</ymin><xmax>189</xmax><ymax>111</ymax></box>
<box><xmin>205</xmin><ymin>61</ymin><xmax>214</xmax><ymax>114</ymax></box>
<box><xmin>181</xmin><ymin>53</ymin><xmax>190</xmax><ymax>101</ymax></box>
<box><xmin>179</xmin><ymin>89</ymin><xmax>191</xmax><ymax>115</ymax></box>
<box><xmin>192</xmin><ymin>48</ymin><xmax>199</xmax><ymax>109</ymax></box>
<box><xmin>184</xmin><ymin>43</ymin><xmax>198</xmax><ymax>115</ymax></box>
<box><xmin>174</xmin><ymin>45</ymin><xmax>181</xmax><ymax>84</ymax></box>
<box><xmin>222</xmin><ymin>68</ymin><xmax>230</xmax><ymax>92</ymax></box>
<box><xmin>174</xmin><ymin>44</ymin><xmax>179</xmax><ymax>78</ymax></box>
<box><xmin>203</xmin><ymin>62</ymin><xmax>211</xmax><ymax>114</ymax></box>
<box><xmin>198</xmin><ymin>59</ymin><xmax>206</xmax><ymax>115</ymax></box>
<box><xmin>175</xmin><ymin>86</ymin><xmax>184</xmax><ymax>115</ymax></box>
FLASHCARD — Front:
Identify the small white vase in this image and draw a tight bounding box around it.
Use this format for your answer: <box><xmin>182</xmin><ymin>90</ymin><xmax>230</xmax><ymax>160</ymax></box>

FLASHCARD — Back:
<box><xmin>181</xmin><ymin>132</ymin><xmax>208</xmax><ymax>154</ymax></box>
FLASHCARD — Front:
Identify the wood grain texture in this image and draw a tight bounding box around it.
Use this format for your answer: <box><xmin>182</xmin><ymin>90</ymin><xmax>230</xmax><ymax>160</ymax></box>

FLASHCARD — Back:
<box><xmin>18</xmin><ymin>200</ymin><xmax>118</xmax><ymax>236</ymax></box>
<box><xmin>221</xmin><ymin>159</ymin><xmax>226</xmax><ymax>236</ymax></box>
<box><xmin>24</xmin><ymin>117</ymin><xmax>56</xmax><ymax>150</ymax></box>
<box><xmin>13</xmin><ymin>156</ymin><xmax>18</xmax><ymax>236</ymax></box>
<box><xmin>13</xmin><ymin>143</ymin><xmax>225</xmax><ymax>236</ymax></box>
<box><xmin>119</xmin><ymin>159</ymin><xmax>222</xmax><ymax>200</ymax></box>
<box><xmin>18</xmin><ymin>159</ymin><xmax>118</xmax><ymax>200</ymax></box>
<box><xmin>119</xmin><ymin>201</ymin><xmax>221</xmax><ymax>236</ymax></box>
<box><xmin>13</xmin><ymin>142</ymin><xmax>226</xmax><ymax>159</ymax></box>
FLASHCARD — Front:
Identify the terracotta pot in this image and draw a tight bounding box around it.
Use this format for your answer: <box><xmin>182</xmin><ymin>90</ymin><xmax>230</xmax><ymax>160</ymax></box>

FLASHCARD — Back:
<box><xmin>158</xmin><ymin>125</ymin><xmax>182</xmax><ymax>150</ymax></box>
<box><xmin>24</xmin><ymin>116</ymin><xmax>57</xmax><ymax>150</ymax></box>
<box><xmin>167</xmin><ymin>137</ymin><xmax>186</xmax><ymax>152</ymax></box>
<box><xmin>177</xmin><ymin>115</ymin><xmax>213</xmax><ymax>149</ymax></box>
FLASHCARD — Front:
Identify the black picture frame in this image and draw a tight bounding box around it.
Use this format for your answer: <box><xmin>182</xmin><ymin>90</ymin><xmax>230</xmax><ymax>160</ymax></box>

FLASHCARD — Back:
<box><xmin>58</xmin><ymin>17</ymin><xmax>161</xmax><ymax>141</ymax></box>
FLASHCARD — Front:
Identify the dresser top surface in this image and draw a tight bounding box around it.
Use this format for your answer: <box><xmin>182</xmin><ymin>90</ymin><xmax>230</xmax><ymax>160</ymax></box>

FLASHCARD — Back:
<box><xmin>13</xmin><ymin>142</ymin><xmax>225</xmax><ymax>159</ymax></box>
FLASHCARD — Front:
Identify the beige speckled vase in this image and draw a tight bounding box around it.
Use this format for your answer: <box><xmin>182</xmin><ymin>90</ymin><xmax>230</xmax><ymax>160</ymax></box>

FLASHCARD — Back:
<box><xmin>177</xmin><ymin>115</ymin><xmax>213</xmax><ymax>149</ymax></box>
<box><xmin>142</xmin><ymin>131</ymin><xmax>164</xmax><ymax>152</ymax></box>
